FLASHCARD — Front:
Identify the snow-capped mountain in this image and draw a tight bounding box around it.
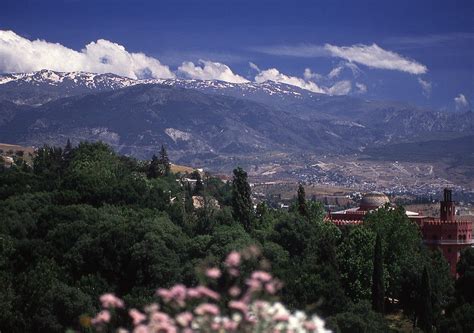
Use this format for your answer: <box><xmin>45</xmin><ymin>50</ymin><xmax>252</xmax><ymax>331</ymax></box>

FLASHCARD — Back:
<box><xmin>0</xmin><ymin>69</ymin><xmax>137</xmax><ymax>90</ymax></box>
<box><xmin>0</xmin><ymin>69</ymin><xmax>322</xmax><ymax>106</ymax></box>
<box><xmin>0</xmin><ymin>70</ymin><xmax>472</xmax><ymax>165</ymax></box>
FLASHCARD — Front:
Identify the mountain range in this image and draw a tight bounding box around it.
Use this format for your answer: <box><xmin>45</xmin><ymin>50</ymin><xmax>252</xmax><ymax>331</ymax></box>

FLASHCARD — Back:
<box><xmin>0</xmin><ymin>69</ymin><xmax>472</xmax><ymax>169</ymax></box>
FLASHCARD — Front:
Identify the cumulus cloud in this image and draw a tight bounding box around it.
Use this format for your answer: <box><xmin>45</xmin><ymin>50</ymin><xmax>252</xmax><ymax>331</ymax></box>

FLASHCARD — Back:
<box><xmin>254</xmin><ymin>42</ymin><xmax>427</xmax><ymax>75</ymax></box>
<box><xmin>355</xmin><ymin>82</ymin><xmax>368</xmax><ymax>94</ymax></box>
<box><xmin>178</xmin><ymin>60</ymin><xmax>249</xmax><ymax>83</ymax></box>
<box><xmin>327</xmin><ymin>80</ymin><xmax>352</xmax><ymax>96</ymax></box>
<box><xmin>255</xmin><ymin>68</ymin><xmax>326</xmax><ymax>93</ymax></box>
<box><xmin>254</xmin><ymin>66</ymin><xmax>351</xmax><ymax>95</ymax></box>
<box><xmin>303</xmin><ymin>68</ymin><xmax>322</xmax><ymax>81</ymax></box>
<box><xmin>417</xmin><ymin>78</ymin><xmax>432</xmax><ymax>98</ymax></box>
<box><xmin>0</xmin><ymin>30</ymin><xmax>175</xmax><ymax>79</ymax></box>
<box><xmin>324</xmin><ymin>43</ymin><xmax>427</xmax><ymax>75</ymax></box>
<box><xmin>454</xmin><ymin>94</ymin><xmax>469</xmax><ymax>111</ymax></box>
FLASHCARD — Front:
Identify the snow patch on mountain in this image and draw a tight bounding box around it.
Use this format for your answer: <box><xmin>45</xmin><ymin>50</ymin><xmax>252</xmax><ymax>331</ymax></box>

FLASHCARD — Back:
<box><xmin>165</xmin><ymin>128</ymin><xmax>192</xmax><ymax>142</ymax></box>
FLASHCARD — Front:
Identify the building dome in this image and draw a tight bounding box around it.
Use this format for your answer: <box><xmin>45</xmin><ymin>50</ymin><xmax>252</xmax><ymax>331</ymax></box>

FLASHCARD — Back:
<box><xmin>359</xmin><ymin>192</ymin><xmax>390</xmax><ymax>210</ymax></box>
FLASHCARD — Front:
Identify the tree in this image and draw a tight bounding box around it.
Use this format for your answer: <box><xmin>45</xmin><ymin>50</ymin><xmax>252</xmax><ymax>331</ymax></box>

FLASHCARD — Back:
<box><xmin>159</xmin><ymin>145</ymin><xmax>171</xmax><ymax>176</ymax></box>
<box><xmin>191</xmin><ymin>170</ymin><xmax>204</xmax><ymax>195</ymax></box>
<box><xmin>337</xmin><ymin>226</ymin><xmax>376</xmax><ymax>302</ymax></box>
<box><xmin>364</xmin><ymin>205</ymin><xmax>422</xmax><ymax>303</ymax></box>
<box><xmin>371</xmin><ymin>233</ymin><xmax>384</xmax><ymax>313</ymax></box>
<box><xmin>418</xmin><ymin>266</ymin><xmax>434</xmax><ymax>332</ymax></box>
<box><xmin>147</xmin><ymin>154</ymin><xmax>160</xmax><ymax>179</ymax></box>
<box><xmin>231</xmin><ymin>167</ymin><xmax>253</xmax><ymax>232</ymax></box>
<box><xmin>297</xmin><ymin>183</ymin><xmax>308</xmax><ymax>217</ymax></box>
<box><xmin>456</xmin><ymin>247</ymin><xmax>474</xmax><ymax>304</ymax></box>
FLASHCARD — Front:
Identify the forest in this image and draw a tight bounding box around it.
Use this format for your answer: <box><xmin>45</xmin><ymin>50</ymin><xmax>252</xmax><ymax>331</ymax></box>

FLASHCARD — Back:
<box><xmin>0</xmin><ymin>141</ymin><xmax>473</xmax><ymax>332</ymax></box>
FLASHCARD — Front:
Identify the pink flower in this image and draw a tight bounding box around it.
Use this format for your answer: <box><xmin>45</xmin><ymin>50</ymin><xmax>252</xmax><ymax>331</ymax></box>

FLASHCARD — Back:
<box><xmin>195</xmin><ymin>285</ymin><xmax>220</xmax><ymax>300</ymax></box>
<box><xmin>91</xmin><ymin>310</ymin><xmax>111</xmax><ymax>325</ymax></box>
<box><xmin>133</xmin><ymin>324</ymin><xmax>148</xmax><ymax>333</ymax></box>
<box><xmin>194</xmin><ymin>303</ymin><xmax>220</xmax><ymax>316</ymax></box>
<box><xmin>157</xmin><ymin>285</ymin><xmax>187</xmax><ymax>306</ymax></box>
<box><xmin>205</xmin><ymin>267</ymin><xmax>221</xmax><ymax>279</ymax></box>
<box><xmin>229</xmin><ymin>286</ymin><xmax>241</xmax><ymax>297</ymax></box>
<box><xmin>251</xmin><ymin>271</ymin><xmax>272</xmax><ymax>282</ymax></box>
<box><xmin>176</xmin><ymin>312</ymin><xmax>193</xmax><ymax>327</ymax></box>
<box><xmin>304</xmin><ymin>321</ymin><xmax>317</xmax><ymax>330</ymax></box>
<box><xmin>265</xmin><ymin>282</ymin><xmax>276</xmax><ymax>294</ymax></box>
<box><xmin>144</xmin><ymin>303</ymin><xmax>159</xmax><ymax>313</ymax></box>
<box><xmin>100</xmin><ymin>293</ymin><xmax>124</xmax><ymax>308</ymax></box>
<box><xmin>129</xmin><ymin>309</ymin><xmax>146</xmax><ymax>326</ymax></box>
<box><xmin>157</xmin><ymin>288</ymin><xmax>172</xmax><ymax>302</ymax></box>
<box><xmin>223</xmin><ymin>320</ymin><xmax>239</xmax><ymax>331</ymax></box>
<box><xmin>246</xmin><ymin>278</ymin><xmax>262</xmax><ymax>291</ymax></box>
<box><xmin>186</xmin><ymin>288</ymin><xmax>201</xmax><ymax>299</ymax></box>
<box><xmin>274</xmin><ymin>314</ymin><xmax>290</xmax><ymax>322</ymax></box>
<box><xmin>150</xmin><ymin>311</ymin><xmax>171</xmax><ymax>324</ymax></box>
<box><xmin>225</xmin><ymin>251</ymin><xmax>241</xmax><ymax>267</ymax></box>
<box><xmin>229</xmin><ymin>300</ymin><xmax>248</xmax><ymax>313</ymax></box>
<box><xmin>169</xmin><ymin>284</ymin><xmax>187</xmax><ymax>306</ymax></box>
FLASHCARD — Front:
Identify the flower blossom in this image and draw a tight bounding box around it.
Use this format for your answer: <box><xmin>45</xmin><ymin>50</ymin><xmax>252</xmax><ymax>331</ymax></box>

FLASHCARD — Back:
<box><xmin>205</xmin><ymin>267</ymin><xmax>221</xmax><ymax>279</ymax></box>
<box><xmin>195</xmin><ymin>303</ymin><xmax>220</xmax><ymax>316</ymax></box>
<box><xmin>129</xmin><ymin>309</ymin><xmax>146</xmax><ymax>326</ymax></box>
<box><xmin>225</xmin><ymin>251</ymin><xmax>241</xmax><ymax>267</ymax></box>
<box><xmin>100</xmin><ymin>293</ymin><xmax>124</xmax><ymax>308</ymax></box>
<box><xmin>91</xmin><ymin>310</ymin><xmax>111</xmax><ymax>325</ymax></box>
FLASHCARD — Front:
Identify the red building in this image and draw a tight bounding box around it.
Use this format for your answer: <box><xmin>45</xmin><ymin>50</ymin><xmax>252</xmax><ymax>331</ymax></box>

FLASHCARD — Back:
<box><xmin>326</xmin><ymin>189</ymin><xmax>473</xmax><ymax>276</ymax></box>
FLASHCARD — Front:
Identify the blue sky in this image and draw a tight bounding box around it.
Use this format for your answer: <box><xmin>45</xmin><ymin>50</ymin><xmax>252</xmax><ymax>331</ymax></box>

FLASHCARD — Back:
<box><xmin>0</xmin><ymin>0</ymin><xmax>472</xmax><ymax>110</ymax></box>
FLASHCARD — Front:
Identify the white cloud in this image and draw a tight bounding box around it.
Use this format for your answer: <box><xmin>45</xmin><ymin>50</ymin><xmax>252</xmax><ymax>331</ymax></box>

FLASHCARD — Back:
<box><xmin>355</xmin><ymin>82</ymin><xmax>367</xmax><ymax>94</ymax></box>
<box><xmin>255</xmin><ymin>67</ymin><xmax>351</xmax><ymax>95</ymax></box>
<box><xmin>327</xmin><ymin>80</ymin><xmax>352</xmax><ymax>96</ymax></box>
<box><xmin>324</xmin><ymin>43</ymin><xmax>427</xmax><ymax>75</ymax></box>
<box><xmin>178</xmin><ymin>60</ymin><xmax>249</xmax><ymax>83</ymax></box>
<box><xmin>249</xmin><ymin>62</ymin><xmax>261</xmax><ymax>72</ymax></box>
<box><xmin>255</xmin><ymin>68</ymin><xmax>326</xmax><ymax>93</ymax></box>
<box><xmin>417</xmin><ymin>78</ymin><xmax>432</xmax><ymax>98</ymax></box>
<box><xmin>254</xmin><ymin>42</ymin><xmax>427</xmax><ymax>75</ymax></box>
<box><xmin>454</xmin><ymin>94</ymin><xmax>469</xmax><ymax>111</ymax></box>
<box><xmin>327</xmin><ymin>66</ymin><xmax>343</xmax><ymax>79</ymax></box>
<box><xmin>0</xmin><ymin>30</ymin><xmax>175</xmax><ymax>79</ymax></box>
<box><xmin>303</xmin><ymin>68</ymin><xmax>322</xmax><ymax>81</ymax></box>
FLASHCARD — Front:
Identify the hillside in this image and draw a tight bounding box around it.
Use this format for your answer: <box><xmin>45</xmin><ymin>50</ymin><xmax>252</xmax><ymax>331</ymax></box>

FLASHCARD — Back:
<box><xmin>0</xmin><ymin>70</ymin><xmax>472</xmax><ymax>179</ymax></box>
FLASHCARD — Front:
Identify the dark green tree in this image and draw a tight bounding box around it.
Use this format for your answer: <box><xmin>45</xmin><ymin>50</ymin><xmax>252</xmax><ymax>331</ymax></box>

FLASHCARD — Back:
<box><xmin>191</xmin><ymin>170</ymin><xmax>204</xmax><ymax>195</ymax></box>
<box><xmin>337</xmin><ymin>226</ymin><xmax>376</xmax><ymax>302</ymax></box>
<box><xmin>297</xmin><ymin>183</ymin><xmax>308</xmax><ymax>217</ymax></box>
<box><xmin>371</xmin><ymin>232</ymin><xmax>384</xmax><ymax>313</ymax></box>
<box><xmin>147</xmin><ymin>154</ymin><xmax>160</xmax><ymax>179</ymax></box>
<box><xmin>159</xmin><ymin>145</ymin><xmax>171</xmax><ymax>176</ymax></box>
<box><xmin>364</xmin><ymin>205</ymin><xmax>422</xmax><ymax>303</ymax></box>
<box><xmin>231</xmin><ymin>167</ymin><xmax>253</xmax><ymax>231</ymax></box>
<box><xmin>456</xmin><ymin>247</ymin><xmax>474</xmax><ymax>304</ymax></box>
<box><xmin>418</xmin><ymin>266</ymin><xmax>434</xmax><ymax>332</ymax></box>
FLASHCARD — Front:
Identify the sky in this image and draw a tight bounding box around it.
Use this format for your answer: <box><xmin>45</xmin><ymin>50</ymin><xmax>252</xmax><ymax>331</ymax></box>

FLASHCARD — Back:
<box><xmin>0</xmin><ymin>0</ymin><xmax>473</xmax><ymax>110</ymax></box>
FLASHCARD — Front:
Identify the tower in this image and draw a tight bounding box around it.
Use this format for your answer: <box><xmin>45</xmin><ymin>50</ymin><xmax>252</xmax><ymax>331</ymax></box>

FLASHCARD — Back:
<box><xmin>440</xmin><ymin>188</ymin><xmax>455</xmax><ymax>222</ymax></box>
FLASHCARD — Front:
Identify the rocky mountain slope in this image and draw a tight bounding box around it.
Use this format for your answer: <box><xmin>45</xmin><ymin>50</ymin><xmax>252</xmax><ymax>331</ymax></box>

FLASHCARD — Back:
<box><xmin>0</xmin><ymin>70</ymin><xmax>472</xmax><ymax>165</ymax></box>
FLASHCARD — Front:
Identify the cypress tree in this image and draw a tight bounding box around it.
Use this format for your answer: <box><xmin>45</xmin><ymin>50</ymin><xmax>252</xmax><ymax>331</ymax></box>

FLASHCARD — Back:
<box><xmin>372</xmin><ymin>232</ymin><xmax>385</xmax><ymax>313</ymax></box>
<box><xmin>231</xmin><ymin>167</ymin><xmax>253</xmax><ymax>231</ymax></box>
<box><xmin>418</xmin><ymin>266</ymin><xmax>434</xmax><ymax>333</ymax></box>
<box><xmin>159</xmin><ymin>145</ymin><xmax>171</xmax><ymax>176</ymax></box>
<box><xmin>191</xmin><ymin>170</ymin><xmax>204</xmax><ymax>195</ymax></box>
<box><xmin>184</xmin><ymin>182</ymin><xmax>194</xmax><ymax>213</ymax></box>
<box><xmin>297</xmin><ymin>183</ymin><xmax>308</xmax><ymax>216</ymax></box>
